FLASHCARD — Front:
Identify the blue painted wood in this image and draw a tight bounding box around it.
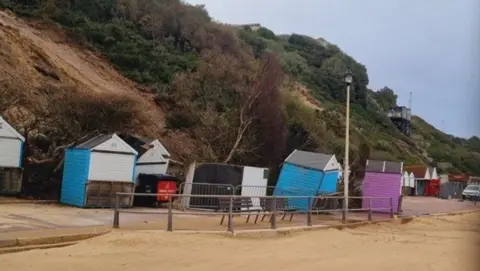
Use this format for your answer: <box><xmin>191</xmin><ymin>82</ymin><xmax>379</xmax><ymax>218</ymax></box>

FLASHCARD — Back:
<box><xmin>318</xmin><ymin>170</ymin><xmax>339</xmax><ymax>194</ymax></box>
<box><xmin>274</xmin><ymin>163</ymin><xmax>324</xmax><ymax>211</ymax></box>
<box><xmin>131</xmin><ymin>156</ymin><xmax>137</xmax><ymax>181</ymax></box>
<box><xmin>416</xmin><ymin>180</ymin><xmax>425</xmax><ymax>196</ymax></box>
<box><xmin>60</xmin><ymin>148</ymin><xmax>90</xmax><ymax>207</ymax></box>
<box><xmin>18</xmin><ymin>141</ymin><xmax>23</xmax><ymax>167</ymax></box>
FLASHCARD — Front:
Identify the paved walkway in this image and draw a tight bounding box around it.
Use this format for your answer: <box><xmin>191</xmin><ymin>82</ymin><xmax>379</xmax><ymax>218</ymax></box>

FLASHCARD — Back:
<box><xmin>0</xmin><ymin>196</ymin><xmax>478</xmax><ymax>237</ymax></box>
<box><xmin>400</xmin><ymin>196</ymin><xmax>480</xmax><ymax>216</ymax></box>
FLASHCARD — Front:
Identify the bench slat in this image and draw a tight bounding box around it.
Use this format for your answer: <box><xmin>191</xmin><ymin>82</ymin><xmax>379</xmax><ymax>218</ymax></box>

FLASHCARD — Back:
<box><xmin>260</xmin><ymin>198</ymin><xmax>297</xmax><ymax>212</ymax></box>
<box><xmin>218</xmin><ymin>198</ymin><xmax>253</xmax><ymax>212</ymax></box>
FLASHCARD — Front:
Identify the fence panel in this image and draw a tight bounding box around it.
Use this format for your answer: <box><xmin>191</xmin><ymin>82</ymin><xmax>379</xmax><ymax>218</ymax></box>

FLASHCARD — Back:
<box><xmin>179</xmin><ymin>182</ymin><xmax>235</xmax><ymax>210</ymax></box>
<box><xmin>114</xmin><ymin>193</ymin><xmax>394</xmax><ymax>230</ymax></box>
<box><xmin>439</xmin><ymin>182</ymin><xmax>467</xmax><ymax>199</ymax></box>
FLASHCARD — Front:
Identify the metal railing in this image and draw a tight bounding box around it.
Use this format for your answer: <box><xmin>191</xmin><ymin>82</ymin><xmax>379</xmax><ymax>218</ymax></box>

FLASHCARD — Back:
<box><xmin>178</xmin><ymin>182</ymin><xmax>331</xmax><ymax>210</ymax></box>
<box><xmin>113</xmin><ymin>193</ymin><xmax>394</xmax><ymax>232</ymax></box>
<box><xmin>179</xmin><ymin>182</ymin><xmax>235</xmax><ymax>210</ymax></box>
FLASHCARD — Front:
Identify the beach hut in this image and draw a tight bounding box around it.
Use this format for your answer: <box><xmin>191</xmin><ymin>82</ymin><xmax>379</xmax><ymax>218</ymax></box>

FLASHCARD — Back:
<box><xmin>404</xmin><ymin>165</ymin><xmax>430</xmax><ymax>196</ymax></box>
<box><xmin>425</xmin><ymin>167</ymin><xmax>440</xmax><ymax>196</ymax></box>
<box><xmin>0</xmin><ymin>116</ymin><xmax>25</xmax><ymax>194</ymax></box>
<box><xmin>428</xmin><ymin>167</ymin><xmax>438</xmax><ymax>180</ymax></box>
<box><xmin>337</xmin><ymin>163</ymin><xmax>344</xmax><ymax>182</ymax></box>
<box><xmin>402</xmin><ymin>171</ymin><xmax>412</xmax><ymax>195</ymax></box>
<box><xmin>273</xmin><ymin>150</ymin><xmax>340</xmax><ymax>211</ymax></box>
<box><xmin>361</xmin><ymin>160</ymin><xmax>403</xmax><ymax>213</ymax></box>
<box><xmin>60</xmin><ymin>133</ymin><xmax>138</xmax><ymax>208</ymax></box>
<box><xmin>408</xmin><ymin>172</ymin><xmax>415</xmax><ymax>195</ymax></box>
<box><xmin>119</xmin><ymin>134</ymin><xmax>171</xmax><ymax>182</ymax></box>
<box><xmin>180</xmin><ymin>162</ymin><xmax>270</xmax><ymax>210</ymax></box>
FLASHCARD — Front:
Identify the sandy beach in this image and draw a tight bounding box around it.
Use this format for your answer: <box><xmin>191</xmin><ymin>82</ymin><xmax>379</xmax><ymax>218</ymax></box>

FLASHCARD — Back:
<box><xmin>1</xmin><ymin>212</ymin><xmax>479</xmax><ymax>271</ymax></box>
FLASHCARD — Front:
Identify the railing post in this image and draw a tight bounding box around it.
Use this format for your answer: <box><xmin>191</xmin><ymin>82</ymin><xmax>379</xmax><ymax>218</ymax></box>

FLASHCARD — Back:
<box><xmin>271</xmin><ymin>196</ymin><xmax>277</xmax><ymax>229</ymax></box>
<box><xmin>167</xmin><ymin>194</ymin><xmax>173</xmax><ymax>231</ymax></box>
<box><xmin>113</xmin><ymin>193</ymin><xmax>120</xmax><ymax>228</ymax></box>
<box><xmin>227</xmin><ymin>195</ymin><xmax>234</xmax><ymax>232</ymax></box>
<box><xmin>389</xmin><ymin>197</ymin><xmax>394</xmax><ymax>218</ymax></box>
<box><xmin>307</xmin><ymin>197</ymin><xmax>312</xmax><ymax>226</ymax></box>
<box><xmin>368</xmin><ymin>197</ymin><xmax>372</xmax><ymax>222</ymax></box>
<box><xmin>342</xmin><ymin>196</ymin><xmax>347</xmax><ymax>224</ymax></box>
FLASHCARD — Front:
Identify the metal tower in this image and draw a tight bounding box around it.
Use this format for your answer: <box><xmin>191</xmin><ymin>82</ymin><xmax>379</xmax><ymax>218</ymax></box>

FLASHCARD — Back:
<box><xmin>387</xmin><ymin>92</ymin><xmax>412</xmax><ymax>136</ymax></box>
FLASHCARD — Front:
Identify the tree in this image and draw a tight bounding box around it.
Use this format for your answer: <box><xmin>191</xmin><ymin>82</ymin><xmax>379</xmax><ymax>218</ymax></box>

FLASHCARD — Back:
<box><xmin>279</xmin><ymin>52</ymin><xmax>308</xmax><ymax>76</ymax></box>
<box><xmin>233</xmin><ymin>53</ymin><xmax>287</xmax><ymax>166</ymax></box>
<box><xmin>318</xmin><ymin>54</ymin><xmax>351</xmax><ymax>101</ymax></box>
<box><xmin>374</xmin><ymin>87</ymin><xmax>398</xmax><ymax>110</ymax></box>
<box><xmin>162</xmin><ymin>49</ymin><xmax>255</xmax><ymax>162</ymax></box>
<box><xmin>257</xmin><ymin>27</ymin><xmax>276</xmax><ymax>40</ymax></box>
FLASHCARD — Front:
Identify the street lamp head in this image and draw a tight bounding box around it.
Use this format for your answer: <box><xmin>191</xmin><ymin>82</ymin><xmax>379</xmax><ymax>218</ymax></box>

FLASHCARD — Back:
<box><xmin>344</xmin><ymin>68</ymin><xmax>353</xmax><ymax>85</ymax></box>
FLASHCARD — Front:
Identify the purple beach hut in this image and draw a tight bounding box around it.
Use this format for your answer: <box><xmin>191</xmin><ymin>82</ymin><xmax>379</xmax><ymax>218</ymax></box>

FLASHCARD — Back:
<box><xmin>361</xmin><ymin>159</ymin><xmax>403</xmax><ymax>213</ymax></box>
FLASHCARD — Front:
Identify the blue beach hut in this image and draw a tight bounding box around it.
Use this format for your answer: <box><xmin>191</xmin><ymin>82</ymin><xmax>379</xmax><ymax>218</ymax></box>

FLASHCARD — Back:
<box><xmin>60</xmin><ymin>133</ymin><xmax>138</xmax><ymax>208</ymax></box>
<box><xmin>274</xmin><ymin>149</ymin><xmax>340</xmax><ymax>211</ymax></box>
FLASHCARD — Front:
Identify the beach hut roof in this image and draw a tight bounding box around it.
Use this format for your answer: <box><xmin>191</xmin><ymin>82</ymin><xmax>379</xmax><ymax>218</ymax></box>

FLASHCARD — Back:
<box><xmin>75</xmin><ymin>133</ymin><xmax>137</xmax><ymax>155</ymax></box>
<box><xmin>0</xmin><ymin>116</ymin><xmax>25</xmax><ymax>141</ymax></box>
<box><xmin>365</xmin><ymin>160</ymin><xmax>403</xmax><ymax>174</ymax></box>
<box><xmin>285</xmin><ymin>149</ymin><xmax>336</xmax><ymax>171</ymax></box>
<box><xmin>404</xmin><ymin>165</ymin><xmax>428</xmax><ymax>179</ymax></box>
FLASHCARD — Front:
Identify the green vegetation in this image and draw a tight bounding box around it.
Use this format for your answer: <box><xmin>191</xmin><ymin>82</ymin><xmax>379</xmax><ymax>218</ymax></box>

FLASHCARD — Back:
<box><xmin>1</xmin><ymin>0</ymin><xmax>479</xmax><ymax>176</ymax></box>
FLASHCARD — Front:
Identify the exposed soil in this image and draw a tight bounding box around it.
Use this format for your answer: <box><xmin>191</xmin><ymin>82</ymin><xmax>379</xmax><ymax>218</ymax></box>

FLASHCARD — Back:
<box><xmin>290</xmin><ymin>82</ymin><xmax>325</xmax><ymax>111</ymax></box>
<box><xmin>1</xmin><ymin>212</ymin><xmax>479</xmax><ymax>271</ymax></box>
<box><xmin>0</xmin><ymin>10</ymin><xmax>196</xmax><ymax>159</ymax></box>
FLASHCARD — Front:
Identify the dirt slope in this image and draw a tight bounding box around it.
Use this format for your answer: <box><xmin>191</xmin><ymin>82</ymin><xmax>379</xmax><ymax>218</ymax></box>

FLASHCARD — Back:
<box><xmin>0</xmin><ymin>12</ymin><xmax>135</xmax><ymax>94</ymax></box>
<box><xmin>0</xmin><ymin>11</ymin><xmax>160</xmax><ymax>117</ymax></box>
<box><xmin>0</xmin><ymin>11</ymin><xmax>194</xmax><ymax>159</ymax></box>
<box><xmin>290</xmin><ymin>82</ymin><xmax>324</xmax><ymax>111</ymax></box>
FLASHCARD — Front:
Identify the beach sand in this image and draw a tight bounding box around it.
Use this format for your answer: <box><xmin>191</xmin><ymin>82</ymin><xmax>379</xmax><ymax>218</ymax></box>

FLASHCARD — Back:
<box><xmin>1</xmin><ymin>212</ymin><xmax>479</xmax><ymax>271</ymax></box>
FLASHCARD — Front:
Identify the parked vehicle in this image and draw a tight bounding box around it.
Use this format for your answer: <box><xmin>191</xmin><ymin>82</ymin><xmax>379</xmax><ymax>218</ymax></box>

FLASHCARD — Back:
<box><xmin>133</xmin><ymin>174</ymin><xmax>178</xmax><ymax>207</ymax></box>
<box><xmin>461</xmin><ymin>184</ymin><xmax>480</xmax><ymax>201</ymax></box>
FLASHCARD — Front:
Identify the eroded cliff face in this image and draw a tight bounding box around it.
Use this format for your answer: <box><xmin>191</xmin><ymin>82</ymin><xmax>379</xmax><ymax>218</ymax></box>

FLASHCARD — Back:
<box><xmin>0</xmin><ymin>10</ymin><xmax>196</xmax><ymax>162</ymax></box>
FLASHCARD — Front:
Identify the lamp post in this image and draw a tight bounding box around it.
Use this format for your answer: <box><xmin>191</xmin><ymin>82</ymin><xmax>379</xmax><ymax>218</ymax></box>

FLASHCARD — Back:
<box><xmin>343</xmin><ymin>68</ymin><xmax>353</xmax><ymax>223</ymax></box>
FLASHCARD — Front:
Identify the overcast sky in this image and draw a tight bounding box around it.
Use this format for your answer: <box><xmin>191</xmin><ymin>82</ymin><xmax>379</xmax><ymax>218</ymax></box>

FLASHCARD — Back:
<box><xmin>186</xmin><ymin>0</ymin><xmax>480</xmax><ymax>138</ymax></box>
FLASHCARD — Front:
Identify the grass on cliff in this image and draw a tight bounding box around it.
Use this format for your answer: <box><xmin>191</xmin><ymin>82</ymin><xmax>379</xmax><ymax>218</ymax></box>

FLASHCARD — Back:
<box><xmin>1</xmin><ymin>0</ymin><xmax>479</xmax><ymax>175</ymax></box>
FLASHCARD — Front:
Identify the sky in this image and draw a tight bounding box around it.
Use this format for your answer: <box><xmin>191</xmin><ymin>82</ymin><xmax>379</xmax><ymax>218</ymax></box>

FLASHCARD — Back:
<box><xmin>186</xmin><ymin>0</ymin><xmax>480</xmax><ymax>138</ymax></box>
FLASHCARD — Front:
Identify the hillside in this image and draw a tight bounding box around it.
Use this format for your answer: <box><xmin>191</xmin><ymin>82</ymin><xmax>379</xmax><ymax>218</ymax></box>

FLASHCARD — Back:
<box><xmin>0</xmin><ymin>0</ymin><xmax>479</xmax><ymax>191</ymax></box>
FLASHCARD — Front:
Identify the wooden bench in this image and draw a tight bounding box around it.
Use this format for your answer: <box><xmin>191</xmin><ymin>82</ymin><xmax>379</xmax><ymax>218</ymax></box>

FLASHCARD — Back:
<box><xmin>255</xmin><ymin>198</ymin><xmax>297</xmax><ymax>223</ymax></box>
<box><xmin>217</xmin><ymin>197</ymin><xmax>255</xmax><ymax>225</ymax></box>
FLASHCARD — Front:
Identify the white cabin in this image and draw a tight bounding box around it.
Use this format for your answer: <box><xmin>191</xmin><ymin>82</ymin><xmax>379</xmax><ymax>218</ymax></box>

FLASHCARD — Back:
<box><xmin>135</xmin><ymin>139</ymin><xmax>171</xmax><ymax>179</ymax></box>
<box><xmin>0</xmin><ymin>116</ymin><xmax>25</xmax><ymax>168</ymax></box>
<box><xmin>118</xmin><ymin>135</ymin><xmax>172</xmax><ymax>182</ymax></box>
<box><xmin>61</xmin><ymin>133</ymin><xmax>138</xmax><ymax>207</ymax></box>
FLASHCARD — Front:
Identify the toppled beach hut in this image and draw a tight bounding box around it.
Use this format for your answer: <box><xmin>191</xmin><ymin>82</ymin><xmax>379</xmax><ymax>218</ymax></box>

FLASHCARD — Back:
<box><xmin>60</xmin><ymin>133</ymin><xmax>137</xmax><ymax>208</ymax></box>
<box><xmin>0</xmin><ymin>116</ymin><xmax>25</xmax><ymax>194</ymax></box>
<box><xmin>180</xmin><ymin>163</ymin><xmax>269</xmax><ymax>210</ymax></box>
<box><xmin>120</xmin><ymin>134</ymin><xmax>171</xmax><ymax>181</ymax></box>
<box><xmin>362</xmin><ymin>160</ymin><xmax>403</xmax><ymax>213</ymax></box>
<box><xmin>274</xmin><ymin>150</ymin><xmax>340</xmax><ymax>211</ymax></box>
